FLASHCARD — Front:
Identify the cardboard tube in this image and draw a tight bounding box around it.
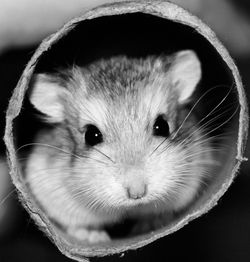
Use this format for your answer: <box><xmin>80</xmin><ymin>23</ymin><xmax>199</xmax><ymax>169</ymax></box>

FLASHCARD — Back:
<box><xmin>4</xmin><ymin>1</ymin><xmax>248</xmax><ymax>261</ymax></box>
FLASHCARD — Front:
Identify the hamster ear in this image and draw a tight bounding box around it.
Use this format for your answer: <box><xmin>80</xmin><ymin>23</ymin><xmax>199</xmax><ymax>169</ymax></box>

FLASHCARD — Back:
<box><xmin>29</xmin><ymin>74</ymin><xmax>68</xmax><ymax>123</ymax></box>
<box><xmin>169</xmin><ymin>50</ymin><xmax>201</xmax><ymax>104</ymax></box>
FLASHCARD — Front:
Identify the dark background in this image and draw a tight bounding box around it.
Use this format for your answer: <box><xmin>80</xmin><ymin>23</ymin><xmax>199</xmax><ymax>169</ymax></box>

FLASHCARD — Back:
<box><xmin>0</xmin><ymin>1</ymin><xmax>250</xmax><ymax>262</ymax></box>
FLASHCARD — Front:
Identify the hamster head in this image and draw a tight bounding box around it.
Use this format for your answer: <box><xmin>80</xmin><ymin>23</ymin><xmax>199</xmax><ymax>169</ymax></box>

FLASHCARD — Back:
<box><xmin>29</xmin><ymin>50</ymin><xmax>212</xmax><ymax>217</ymax></box>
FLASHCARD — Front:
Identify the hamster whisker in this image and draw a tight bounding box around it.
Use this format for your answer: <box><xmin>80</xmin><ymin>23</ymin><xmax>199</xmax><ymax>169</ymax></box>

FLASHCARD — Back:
<box><xmin>182</xmin><ymin>148</ymin><xmax>221</xmax><ymax>158</ymax></box>
<box><xmin>159</xmin><ymin>133</ymin><xmax>221</xmax><ymax>156</ymax></box>
<box><xmin>173</xmin><ymin>176</ymin><xmax>208</xmax><ymax>189</ymax></box>
<box><xmin>81</xmin><ymin>196</ymin><xmax>106</xmax><ymax>212</ymax></box>
<box><xmin>72</xmin><ymin>186</ymin><xmax>123</xmax><ymax>214</ymax></box>
<box><xmin>0</xmin><ymin>188</ymin><xmax>17</xmax><ymax>208</ymax></box>
<box><xmin>191</xmin><ymin>104</ymin><xmax>239</xmax><ymax>143</ymax></box>
<box><xmin>177</xmin><ymin>133</ymin><xmax>225</xmax><ymax>150</ymax></box>
<box><xmin>72</xmin><ymin>185</ymin><xmax>124</xmax><ymax>213</ymax></box>
<box><xmin>196</xmin><ymin>101</ymin><xmax>238</xmax><ymax>130</ymax></box>
<box><xmin>160</xmin><ymin>189</ymin><xmax>181</xmax><ymax>204</ymax></box>
<box><xmin>175</xmin><ymin>104</ymin><xmax>239</xmax><ymax>150</ymax></box>
<box><xmin>193</xmin><ymin>86</ymin><xmax>235</xmax><ymax>128</ymax></box>
<box><xmin>72</xmin><ymin>189</ymin><xmax>93</xmax><ymax>202</ymax></box>
<box><xmin>175</xmin><ymin>168</ymin><xmax>210</xmax><ymax>179</ymax></box>
<box><xmin>16</xmin><ymin>143</ymin><xmax>109</xmax><ymax>165</ymax></box>
<box><xmin>149</xmin><ymin>193</ymin><xmax>171</xmax><ymax>208</ymax></box>
<box><xmin>92</xmin><ymin>147</ymin><xmax>115</xmax><ymax>163</ymax></box>
<box><xmin>24</xmin><ymin>166</ymin><xmax>76</xmax><ymax>175</ymax></box>
<box><xmin>16</xmin><ymin>143</ymin><xmax>82</xmax><ymax>159</ymax></box>
<box><xmin>189</xmin><ymin>102</ymin><xmax>238</xmax><ymax>138</ymax></box>
<box><xmin>29</xmin><ymin>169</ymin><xmax>100</xmax><ymax>184</ymax></box>
<box><xmin>26</xmin><ymin>174</ymin><xmax>67</xmax><ymax>189</ymax></box>
<box><xmin>150</xmin><ymin>85</ymin><xmax>235</xmax><ymax>157</ymax></box>
<box><xmin>188</xmin><ymin>135</ymin><xmax>228</xmax><ymax>149</ymax></box>
<box><xmin>149</xmin><ymin>137</ymin><xmax>168</xmax><ymax>157</ymax></box>
<box><xmin>172</xmin><ymin>84</ymin><xmax>235</xmax><ymax>140</ymax></box>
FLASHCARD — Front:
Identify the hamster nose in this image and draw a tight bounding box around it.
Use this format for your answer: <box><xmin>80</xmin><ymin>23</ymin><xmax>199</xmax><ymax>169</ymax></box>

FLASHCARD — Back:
<box><xmin>126</xmin><ymin>184</ymin><xmax>147</xmax><ymax>200</ymax></box>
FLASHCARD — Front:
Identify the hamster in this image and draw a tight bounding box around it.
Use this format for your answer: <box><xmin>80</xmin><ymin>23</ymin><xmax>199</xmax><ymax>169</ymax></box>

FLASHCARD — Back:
<box><xmin>25</xmin><ymin>50</ymin><xmax>215</xmax><ymax>243</ymax></box>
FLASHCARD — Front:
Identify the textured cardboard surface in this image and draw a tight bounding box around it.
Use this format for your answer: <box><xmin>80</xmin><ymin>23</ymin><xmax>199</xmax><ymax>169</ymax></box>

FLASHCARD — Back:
<box><xmin>4</xmin><ymin>1</ymin><xmax>248</xmax><ymax>261</ymax></box>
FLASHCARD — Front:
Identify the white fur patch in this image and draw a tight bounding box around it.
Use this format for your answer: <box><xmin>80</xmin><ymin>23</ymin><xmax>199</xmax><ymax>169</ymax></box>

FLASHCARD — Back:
<box><xmin>77</xmin><ymin>96</ymin><xmax>109</xmax><ymax>128</ymax></box>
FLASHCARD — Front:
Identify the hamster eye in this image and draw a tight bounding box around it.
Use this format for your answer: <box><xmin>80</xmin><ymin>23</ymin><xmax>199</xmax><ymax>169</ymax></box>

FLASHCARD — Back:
<box><xmin>153</xmin><ymin>115</ymin><xmax>170</xmax><ymax>137</ymax></box>
<box><xmin>85</xmin><ymin>124</ymin><xmax>103</xmax><ymax>146</ymax></box>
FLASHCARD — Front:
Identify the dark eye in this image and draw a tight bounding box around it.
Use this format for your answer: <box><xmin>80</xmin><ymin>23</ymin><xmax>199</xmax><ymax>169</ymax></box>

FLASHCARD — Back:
<box><xmin>153</xmin><ymin>115</ymin><xmax>170</xmax><ymax>137</ymax></box>
<box><xmin>85</xmin><ymin>124</ymin><xmax>103</xmax><ymax>146</ymax></box>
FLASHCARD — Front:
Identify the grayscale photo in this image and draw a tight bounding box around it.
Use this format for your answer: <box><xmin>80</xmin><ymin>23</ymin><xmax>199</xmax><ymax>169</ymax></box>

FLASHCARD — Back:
<box><xmin>0</xmin><ymin>1</ymin><xmax>250</xmax><ymax>261</ymax></box>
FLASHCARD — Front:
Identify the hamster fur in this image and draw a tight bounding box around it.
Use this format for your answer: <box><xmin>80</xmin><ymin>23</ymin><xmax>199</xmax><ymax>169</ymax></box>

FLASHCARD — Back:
<box><xmin>25</xmin><ymin>50</ymin><xmax>215</xmax><ymax>243</ymax></box>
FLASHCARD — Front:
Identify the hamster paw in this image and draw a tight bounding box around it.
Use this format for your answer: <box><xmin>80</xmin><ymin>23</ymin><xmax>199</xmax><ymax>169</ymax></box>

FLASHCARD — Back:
<box><xmin>68</xmin><ymin>227</ymin><xmax>111</xmax><ymax>244</ymax></box>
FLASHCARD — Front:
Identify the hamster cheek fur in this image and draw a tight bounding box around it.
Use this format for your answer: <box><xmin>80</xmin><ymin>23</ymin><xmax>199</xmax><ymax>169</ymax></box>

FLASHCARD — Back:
<box><xmin>70</xmin><ymin>124</ymin><xmax>213</xmax><ymax>218</ymax></box>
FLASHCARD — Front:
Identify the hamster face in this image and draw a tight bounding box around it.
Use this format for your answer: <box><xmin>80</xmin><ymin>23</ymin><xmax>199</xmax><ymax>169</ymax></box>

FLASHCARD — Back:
<box><xmin>29</xmin><ymin>51</ymin><xmax>214</xmax><ymax>218</ymax></box>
